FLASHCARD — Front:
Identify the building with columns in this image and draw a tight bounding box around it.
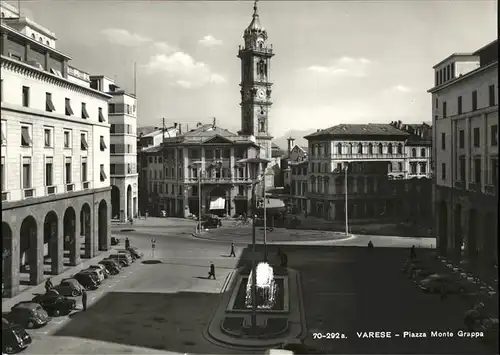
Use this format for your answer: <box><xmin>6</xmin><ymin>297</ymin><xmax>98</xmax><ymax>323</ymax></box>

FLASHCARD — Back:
<box><xmin>304</xmin><ymin>124</ymin><xmax>411</xmax><ymax>221</ymax></box>
<box><xmin>90</xmin><ymin>75</ymin><xmax>139</xmax><ymax>222</ymax></box>
<box><xmin>138</xmin><ymin>1</ymin><xmax>275</xmax><ymax>218</ymax></box>
<box><xmin>430</xmin><ymin>40</ymin><xmax>498</xmax><ymax>268</ymax></box>
<box><xmin>1</xmin><ymin>2</ymin><xmax>111</xmax><ymax>297</ymax></box>
<box><xmin>140</xmin><ymin>121</ymin><xmax>262</xmax><ymax>217</ymax></box>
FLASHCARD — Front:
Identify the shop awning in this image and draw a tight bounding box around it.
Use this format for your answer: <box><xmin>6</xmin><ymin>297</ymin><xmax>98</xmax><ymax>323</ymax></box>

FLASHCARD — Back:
<box><xmin>209</xmin><ymin>197</ymin><xmax>225</xmax><ymax>210</ymax></box>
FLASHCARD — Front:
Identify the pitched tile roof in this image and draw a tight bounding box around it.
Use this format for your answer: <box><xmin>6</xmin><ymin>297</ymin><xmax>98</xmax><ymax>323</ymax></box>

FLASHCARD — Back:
<box><xmin>160</xmin><ymin>124</ymin><xmax>257</xmax><ymax>145</ymax></box>
<box><xmin>305</xmin><ymin>124</ymin><xmax>410</xmax><ymax>139</ymax></box>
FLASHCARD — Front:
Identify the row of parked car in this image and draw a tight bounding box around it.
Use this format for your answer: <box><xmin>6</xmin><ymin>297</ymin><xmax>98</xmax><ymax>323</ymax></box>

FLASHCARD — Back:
<box><xmin>2</xmin><ymin>246</ymin><xmax>143</xmax><ymax>354</ymax></box>
<box><xmin>401</xmin><ymin>254</ymin><xmax>498</xmax><ymax>340</ymax></box>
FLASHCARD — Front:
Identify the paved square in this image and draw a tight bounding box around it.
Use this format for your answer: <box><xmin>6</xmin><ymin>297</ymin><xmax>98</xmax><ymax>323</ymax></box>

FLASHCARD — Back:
<box><xmin>238</xmin><ymin>245</ymin><xmax>497</xmax><ymax>354</ymax></box>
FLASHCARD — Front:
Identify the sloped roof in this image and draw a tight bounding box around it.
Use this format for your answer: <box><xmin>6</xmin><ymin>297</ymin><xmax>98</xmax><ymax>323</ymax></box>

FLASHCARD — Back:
<box><xmin>161</xmin><ymin>124</ymin><xmax>257</xmax><ymax>146</ymax></box>
<box><xmin>305</xmin><ymin>124</ymin><xmax>409</xmax><ymax>139</ymax></box>
<box><xmin>141</xmin><ymin>145</ymin><xmax>163</xmax><ymax>153</ymax></box>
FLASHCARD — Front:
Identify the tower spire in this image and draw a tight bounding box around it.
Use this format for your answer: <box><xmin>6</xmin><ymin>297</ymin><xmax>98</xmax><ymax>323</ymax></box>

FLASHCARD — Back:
<box><xmin>253</xmin><ymin>0</ymin><xmax>259</xmax><ymax>17</ymax></box>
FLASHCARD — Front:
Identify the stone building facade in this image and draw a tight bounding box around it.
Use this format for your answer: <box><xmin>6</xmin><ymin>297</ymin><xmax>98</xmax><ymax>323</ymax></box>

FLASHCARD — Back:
<box><xmin>1</xmin><ymin>3</ymin><xmax>111</xmax><ymax>297</ymax></box>
<box><xmin>429</xmin><ymin>40</ymin><xmax>498</xmax><ymax>268</ymax></box>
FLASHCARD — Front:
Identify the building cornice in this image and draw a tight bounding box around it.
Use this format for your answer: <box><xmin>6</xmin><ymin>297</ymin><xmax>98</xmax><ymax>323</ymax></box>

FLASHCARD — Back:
<box><xmin>427</xmin><ymin>61</ymin><xmax>498</xmax><ymax>93</ymax></box>
<box><xmin>1</xmin><ymin>103</ymin><xmax>111</xmax><ymax>129</ymax></box>
<box><xmin>1</xmin><ymin>55</ymin><xmax>112</xmax><ymax>100</ymax></box>
<box><xmin>1</xmin><ymin>24</ymin><xmax>68</xmax><ymax>59</ymax></box>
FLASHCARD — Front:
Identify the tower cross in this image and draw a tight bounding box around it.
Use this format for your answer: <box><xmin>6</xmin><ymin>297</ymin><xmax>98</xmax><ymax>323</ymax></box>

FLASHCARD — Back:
<box><xmin>253</xmin><ymin>0</ymin><xmax>259</xmax><ymax>16</ymax></box>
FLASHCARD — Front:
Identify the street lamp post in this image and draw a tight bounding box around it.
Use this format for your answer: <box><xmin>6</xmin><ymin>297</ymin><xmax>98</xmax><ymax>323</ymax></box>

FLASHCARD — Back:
<box><xmin>237</xmin><ymin>157</ymin><xmax>270</xmax><ymax>332</ymax></box>
<box><xmin>345</xmin><ymin>163</ymin><xmax>349</xmax><ymax>237</ymax></box>
<box><xmin>192</xmin><ymin>161</ymin><xmax>203</xmax><ymax>234</ymax></box>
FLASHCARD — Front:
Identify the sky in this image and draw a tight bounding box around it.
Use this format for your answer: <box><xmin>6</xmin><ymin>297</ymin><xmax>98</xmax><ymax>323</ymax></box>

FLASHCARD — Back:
<box><xmin>10</xmin><ymin>0</ymin><xmax>497</xmax><ymax>139</ymax></box>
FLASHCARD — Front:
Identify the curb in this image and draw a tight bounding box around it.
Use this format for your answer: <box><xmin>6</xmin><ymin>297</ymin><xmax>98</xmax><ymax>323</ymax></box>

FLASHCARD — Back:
<box><xmin>190</xmin><ymin>232</ymin><xmax>352</xmax><ymax>244</ymax></box>
<box><xmin>220</xmin><ymin>271</ymin><xmax>234</xmax><ymax>295</ymax></box>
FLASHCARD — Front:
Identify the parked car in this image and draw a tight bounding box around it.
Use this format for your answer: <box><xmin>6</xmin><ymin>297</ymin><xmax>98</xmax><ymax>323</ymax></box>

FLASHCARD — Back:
<box><xmin>4</xmin><ymin>302</ymin><xmax>50</xmax><ymax>329</ymax></box>
<box><xmin>99</xmin><ymin>260</ymin><xmax>121</xmax><ymax>275</ymax></box>
<box><xmin>126</xmin><ymin>247</ymin><xmax>143</xmax><ymax>259</ymax></box>
<box><xmin>116</xmin><ymin>250</ymin><xmax>135</xmax><ymax>263</ymax></box>
<box><xmin>81</xmin><ymin>268</ymin><xmax>105</xmax><ymax>282</ymax></box>
<box><xmin>201</xmin><ymin>214</ymin><xmax>221</xmax><ymax>229</ymax></box>
<box><xmin>53</xmin><ymin>278</ymin><xmax>85</xmax><ymax>297</ymax></box>
<box><xmin>419</xmin><ymin>274</ymin><xmax>476</xmax><ymax>294</ymax></box>
<box><xmin>2</xmin><ymin>319</ymin><xmax>32</xmax><ymax>354</ymax></box>
<box><xmin>108</xmin><ymin>254</ymin><xmax>130</xmax><ymax>267</ymax></box>
<box><xmin>88</xmin><ymin>264</ymin><xmax>109</xmax><ymax>279</ymax></box>
<box><xmin>111</xmin><ymin>237</ymin><xmax>120</xmax><ymax>246</ymax></box>
<box><xmin>411</xmin><ymin>267</ymin><xmax>435</xmax><ymax>281</ymax></box>
<box><xmin>72</xmin><ymin>273</ymin><xmax>99</xmax><ymax>290</ymax></box>
<box><xmin>32</xmin><ymin>292</ymin><xmax>76</xmax><ymax>316</ymax></box>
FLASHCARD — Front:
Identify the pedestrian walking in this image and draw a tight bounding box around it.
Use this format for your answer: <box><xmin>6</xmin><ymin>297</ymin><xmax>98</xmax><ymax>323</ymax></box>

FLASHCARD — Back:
<box><xmin>208</xmin><ymin>262</ymin><xmax>216</xmax><ymax>279</ymax></box>
<box><xmin>44</xmin><ymin>278</ymin><xmax>53</xmax><ymax>293</ymax></box>
<box><xmin>368</xmin><ymin>241</ymin><xmax>374</xmax><ymax>249</ymax></box>
<box><xmin>229</xmin><ymin>242</ymin><xmax>236</xmax><ymax>257</ymax></box>
<box><xmin>410</xmin><ymin>245</ymin><xmax>416</xmax><ymax>260</ymax></box>
<box><xmin>125</xmin><ymin>237</ymin><xmax>130</xmax><ymax>250</ymax></box>
<box><xmin>281</xmin><ymin>253</ymin><xmax>288</xmax><ymax>268</ymax></box>
<box><xmin>145</xmin><ymin>211</ymin><xmax>149</xmax><ymax>220</ymax></box>
<box><xmin>82</xmin><ymin>289</ymin><xmax>88</xmax><ymax>311</ymax></box>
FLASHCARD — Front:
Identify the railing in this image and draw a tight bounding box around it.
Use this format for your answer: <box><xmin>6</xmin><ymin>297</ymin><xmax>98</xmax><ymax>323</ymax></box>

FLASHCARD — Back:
<box><xmin>485</xmin><ymin>185</ymin><xmax>496</xmax><ymax>196</ymax></box>
<box><xmin>316</xmin><ymin>153</ymin><xmax>407</xmax><ymax>160</ymax></box>
<box><xmin>1</xmin><ymin>192</ymin><xmax>9</xmax><ymax>201</ymax></box>
<box><xmin>46</xmin><ymin>186</ymin><xmax>56</xmax><ymax>195</ymax></box>
<box><xmin>82</xmin><ymin>182</ymin><xmax>90</xmax><ymax>189</ymax></box>
<box><xmin>454</xmin><ymin>181</ymin><xmax>465</xmax><ymax>190</ymax></box>
<box><xmin>24</xmin><ymin>188</ymin><xmax>35</xmax><ymax>198</ymax></box>
<box><xmin>66</xmin><ymin>184</ymin><xmax>74</xmax><ymax>192</ymax></box>
<box><xmin>468</xmin><ymin>182</ymin><xmax>480</xmax><ymax>192</ymax></box>
<box><xmin>186</xmin><ymin>177</ymin><xmax>253</xmax><ymax>183</ymax></box>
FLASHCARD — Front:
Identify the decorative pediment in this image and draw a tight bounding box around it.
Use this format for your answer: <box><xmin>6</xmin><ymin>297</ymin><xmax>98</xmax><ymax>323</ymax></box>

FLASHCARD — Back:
<box><xmin>202</xmin><ymin>135</ymin><xmax>234</xmax><ymax>144</ymax></box>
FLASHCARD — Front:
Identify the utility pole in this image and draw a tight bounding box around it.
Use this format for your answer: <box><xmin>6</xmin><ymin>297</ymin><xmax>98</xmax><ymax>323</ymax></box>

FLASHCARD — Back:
<box><xmin>162</xmin><ymin>117</ymin><xmax>166</xmax><ymax>216</ymax></box>
<box><xmin>133</xmin><ymin>62</ymin><xmax>137</xmax><ymax>96</ymax></box>
<box><xmin>345</xmin><ymin>163</ymin><xmax>349</xmax><ymax>237</ymax></box>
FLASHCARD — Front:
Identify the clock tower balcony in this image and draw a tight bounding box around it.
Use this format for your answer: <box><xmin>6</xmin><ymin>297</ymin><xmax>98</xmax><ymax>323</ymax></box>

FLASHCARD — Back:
<box><xmin>237</xmin><ymin>47</ymin><xmax>274</xmax><ymax>58</ymax></box>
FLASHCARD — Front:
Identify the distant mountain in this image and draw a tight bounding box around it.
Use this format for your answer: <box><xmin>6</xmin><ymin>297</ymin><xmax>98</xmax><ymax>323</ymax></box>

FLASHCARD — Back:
<box><xmin>273</xmin><ymin>129</ymin><xmax>316</xmax><ymax>150</ymax></box>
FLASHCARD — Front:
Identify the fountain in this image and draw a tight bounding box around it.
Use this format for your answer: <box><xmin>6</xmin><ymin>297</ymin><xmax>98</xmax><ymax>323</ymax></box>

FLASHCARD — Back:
<box><xmin>245</xmin><ymin>262</ymin><xmax>278</xmax><ymax>309</ymax></box>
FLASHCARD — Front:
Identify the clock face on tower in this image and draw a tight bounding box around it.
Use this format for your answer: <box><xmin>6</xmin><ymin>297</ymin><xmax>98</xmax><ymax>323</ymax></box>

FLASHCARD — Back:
<box><xmin>257</xmin><ymin>89</ymin><xmax>265</xmax><ymax>100</ymax></box>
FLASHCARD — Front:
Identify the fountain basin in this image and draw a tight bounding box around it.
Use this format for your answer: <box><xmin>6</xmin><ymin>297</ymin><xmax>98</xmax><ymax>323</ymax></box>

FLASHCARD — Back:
<box><xmin>226</xmin><ymin>274</ymin><xmax>289</xmax><ymax>313</ymax></box>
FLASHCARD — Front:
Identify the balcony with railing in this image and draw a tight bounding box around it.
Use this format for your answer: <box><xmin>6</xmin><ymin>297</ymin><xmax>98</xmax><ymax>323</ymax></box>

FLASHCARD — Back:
<box><xmin>46</xmin><ymin>186</ymin><xmax>56</xmax><ymax>195</ymax></box>
<box><xmin>66</xmin><ymin>184</ymin><xmax>74</xmax><ymax>192</ymax></box>
<box><xmin>328</xmin><ymin>153</ymin><xmax>406</xmax><ymax>160</ymax></box>
<box><xmin>2</xmin><ymin>192</ymin><xmax>9</xmax><ymax>201</ymax></box>
<box><xmin>23</xmin><ymin>188</ymin><xmax>35</xmax><ymax>198</ymax></box>
<box><xmin>82</xmin><ymin>181</ymin><xmax>90</xmax><ymax>189</ymax></box>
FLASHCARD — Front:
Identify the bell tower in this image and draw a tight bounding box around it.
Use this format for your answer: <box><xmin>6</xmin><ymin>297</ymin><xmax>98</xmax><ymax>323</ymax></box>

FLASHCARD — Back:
<box><xmin>237</xmin><ymin>0</ymin><xmax>274</xmax><ymax>161</ymax></box>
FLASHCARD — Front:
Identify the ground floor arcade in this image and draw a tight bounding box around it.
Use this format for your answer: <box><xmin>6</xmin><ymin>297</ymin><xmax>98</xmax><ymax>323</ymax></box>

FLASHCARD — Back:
<box><xmin>435</xmin><ymin>186</ymin><xmax>498</xmax><ymax>270</ymax></box>
<box><xmin>306</xmin><ymin>197</ymin><xmax>407</xmax><ymax>221</ymax></box>
<box><xmin>2</xmin><ymin>187</ymin><xmax>111</xmax><ymax>297</ymax></box>
<box><xmin>155</xmin><ymin>184</ymin><xmax>253</xmax><ymax>218</ymax></box>
<box><xmin>110</xmin><ymin>176</ymin><xmax>139</xmax><ymax>222</ymax></box>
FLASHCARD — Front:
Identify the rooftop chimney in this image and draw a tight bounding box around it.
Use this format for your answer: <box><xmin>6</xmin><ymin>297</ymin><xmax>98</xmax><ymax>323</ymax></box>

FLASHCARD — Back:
<box><xmin>287</xmin><ymin>136</ymin><xmax>295</xmax><ymax>154</ymax></box>
<box><xmin>212</xmin><ymin>117</ymin><xmax>216</xmax><ymax>127</ymax></box>
<box><xmin>197</xmin><ymin>122</ymin><xmax>202</xmax><ymax>127</ymax></box>
<box><xmin>397</xmin><ymin>120</ymin><xmax>402</xmax><ymax>129</ymax></box>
